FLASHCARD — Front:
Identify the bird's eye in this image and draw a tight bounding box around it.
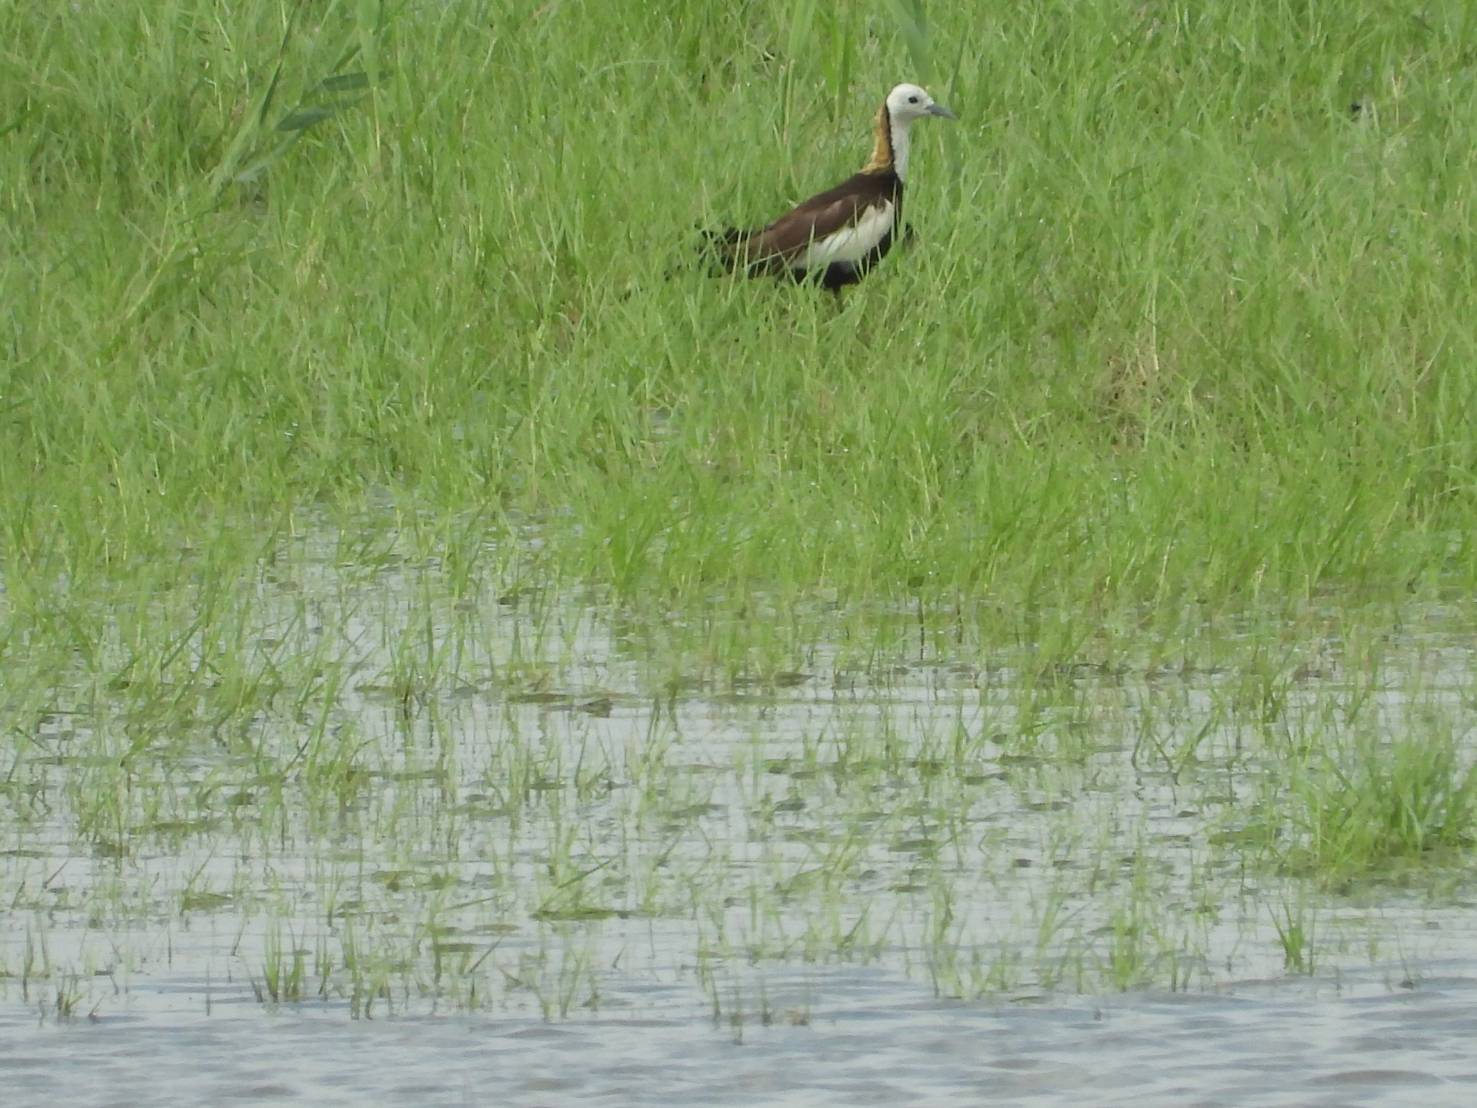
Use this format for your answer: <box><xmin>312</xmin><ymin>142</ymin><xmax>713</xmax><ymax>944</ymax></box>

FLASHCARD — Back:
<box><xmin>908</xmin><ymin>95</ymin><xmax>919</xmax><ymax>104</ymax></box>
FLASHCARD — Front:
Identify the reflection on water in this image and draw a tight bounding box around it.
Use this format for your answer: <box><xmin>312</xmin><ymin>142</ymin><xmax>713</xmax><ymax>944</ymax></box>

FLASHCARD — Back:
<box><xmin>2</xmin><ymin>523</ymin><xmax>1476</xmax><ymax>1097</ymax></box>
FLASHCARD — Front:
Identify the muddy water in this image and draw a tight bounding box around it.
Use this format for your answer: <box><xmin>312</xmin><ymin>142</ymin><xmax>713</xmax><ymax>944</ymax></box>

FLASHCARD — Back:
<box><xmin>3</xmin><ymin>530</ymin><xmax>1477</xmax><ymax>1103</ymax></box>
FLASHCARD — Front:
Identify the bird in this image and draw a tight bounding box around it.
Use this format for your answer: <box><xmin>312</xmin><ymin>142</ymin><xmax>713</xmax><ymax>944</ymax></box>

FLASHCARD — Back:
<box><xmin>703</xmin><ymin>83</ymin><xmax>956</xmax><ymax>293</ymax></box>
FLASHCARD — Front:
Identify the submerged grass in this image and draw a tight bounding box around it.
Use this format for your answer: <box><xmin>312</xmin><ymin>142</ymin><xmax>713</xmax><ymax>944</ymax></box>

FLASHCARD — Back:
<box><xmin>4</xmin><ymin>0</ymin><xmax>1477</xmax><ymax>1021</ymax></box>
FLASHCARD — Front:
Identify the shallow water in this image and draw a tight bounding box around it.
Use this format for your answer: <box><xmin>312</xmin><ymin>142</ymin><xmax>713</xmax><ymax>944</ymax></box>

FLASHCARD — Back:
<box><xmin>3</xmin><ymin>525</ymin><xmax>1476</xmax><ymax>1100</ymax></box>
<box><xmin>6</xmin><ymin>965</ymin><xmax>1477</xmax><ymax>1106</ymax></box>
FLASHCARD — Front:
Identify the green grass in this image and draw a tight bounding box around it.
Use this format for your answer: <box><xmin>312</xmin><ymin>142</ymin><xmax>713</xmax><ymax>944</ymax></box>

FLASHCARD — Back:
<box><xmin>5</xmin><ymin>0</ymin><xmax>1477</xmax><ymax>618</ymax></box>
<box><xmin>1272</xmin><ymin>723</ymin><xmax>1477</xmax><ymax>882</ymax></box>
<box><xmin>4</xmin><ymin>0</ymin><xmax>1477</xmax><ymax>1021</ymax></box>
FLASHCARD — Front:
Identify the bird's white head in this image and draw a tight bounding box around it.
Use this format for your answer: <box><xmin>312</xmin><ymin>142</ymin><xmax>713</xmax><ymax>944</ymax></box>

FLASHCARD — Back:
<box><xmin>885</xmin><ymin>83</ymin><xmax>957</xmax><ymax>125</ymax></box>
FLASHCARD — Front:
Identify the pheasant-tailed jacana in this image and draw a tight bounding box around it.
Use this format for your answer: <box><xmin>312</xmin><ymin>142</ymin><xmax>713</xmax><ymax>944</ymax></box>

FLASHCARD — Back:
<box><xmin>705</xmin><ymin>83</ymin><xmax>956</xmax><ymax>292</ymax></box>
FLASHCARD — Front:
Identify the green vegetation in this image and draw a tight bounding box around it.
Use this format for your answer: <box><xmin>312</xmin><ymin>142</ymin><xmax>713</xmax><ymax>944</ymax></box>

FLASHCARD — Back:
<box><xmin>7</xmin><ymin>0</ymin><xmax>1477</xmax><ymax>610</ymax></box>
<box><xmin>1271</xmin><ymin>723</ymin><xmax>1477</xmax><ymax>882</ymax></box>
<box><xmin>3</xmin><ymin>1</ymin><xmax>1477</xmax><ymax>1021</ymax></box>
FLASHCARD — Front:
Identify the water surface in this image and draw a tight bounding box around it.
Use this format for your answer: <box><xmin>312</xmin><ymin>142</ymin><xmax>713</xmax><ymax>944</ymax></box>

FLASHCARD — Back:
<box><xmin>3</xmin><ymin>526</ymin><xmax>1476</xmax><ymax>1102</ymax></box>
<box><xmin>6</xmin><ymin>966</ymin><xmax>1477</xmax><ymax>1106</ymax></box>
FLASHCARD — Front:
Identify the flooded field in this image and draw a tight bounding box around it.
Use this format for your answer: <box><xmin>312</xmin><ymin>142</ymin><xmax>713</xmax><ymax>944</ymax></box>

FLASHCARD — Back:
<box><xmin>3</xmin><ymin>523</ymin><xmax>1476</xmax><ymax>1102</ymax></box>
<box><xmin>10</xmin><ymin>0</ymin><xmax>1477</xmax><ymax>1100</ymax></box>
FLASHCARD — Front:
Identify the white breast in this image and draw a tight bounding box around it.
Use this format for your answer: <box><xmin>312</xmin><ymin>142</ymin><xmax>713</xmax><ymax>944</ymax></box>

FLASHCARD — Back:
<box><xmin>797</xmin><ymin>201</ymin><xmax>895</xmax><ymax>270</ymax></box>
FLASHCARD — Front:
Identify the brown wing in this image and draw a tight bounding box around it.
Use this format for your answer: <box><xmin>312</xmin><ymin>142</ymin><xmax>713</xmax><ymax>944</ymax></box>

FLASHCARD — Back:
<box><xmin>731</xmin><ymin>171</ymin><xmax>899</xmax><ymax>271</ymax></box>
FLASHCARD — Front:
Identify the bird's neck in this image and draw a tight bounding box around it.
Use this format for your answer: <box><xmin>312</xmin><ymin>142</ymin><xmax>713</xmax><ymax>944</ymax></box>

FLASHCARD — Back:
<box><xmin>862</xmin><ymin>105</ymin><xmax>910</xmax><ymax>181</ymax></box>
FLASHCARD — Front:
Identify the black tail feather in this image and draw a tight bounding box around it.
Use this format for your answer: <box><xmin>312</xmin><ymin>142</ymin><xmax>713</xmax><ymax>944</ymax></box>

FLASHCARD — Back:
<box><xmin>696</xmin><ymin>225</ymin><xmax>753</xmax><ymax>275</ymax></box>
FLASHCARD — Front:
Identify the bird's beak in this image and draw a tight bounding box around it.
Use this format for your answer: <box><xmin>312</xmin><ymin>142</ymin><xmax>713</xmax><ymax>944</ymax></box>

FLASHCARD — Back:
<box><xmin>927</xmin><ymin>102</ymin><xmax>957</xmax><ymax>120</ymax></box>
